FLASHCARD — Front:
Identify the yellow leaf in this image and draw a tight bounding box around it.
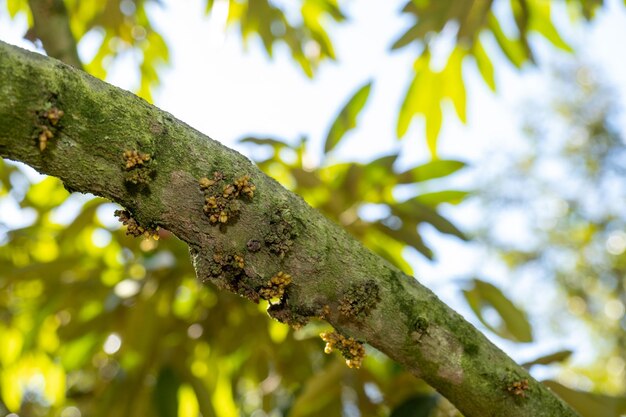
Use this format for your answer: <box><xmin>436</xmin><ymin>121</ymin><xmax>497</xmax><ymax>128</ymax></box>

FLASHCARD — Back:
<box><xmin>527</xmin><ymin>0</ymin><xmax>573</xmax><ymax>52</ymax></box>
<box><xmin>425</xmin><ymin>103</ymin><xmax>442</xmax><ymax>159</ymax></box>
<box><xmin>473</xmin><ymin>39</ymin><xmax>496</xmax><ymax>91</ymax></box>
<box><xmin>212</xmin><ymin>366</ymin><xmax>238</xmax><ymax>417</ymax></box>
<box><xmin>0</xmin><ymin>325</ymin><xmax>23</xmax><ymax>367</ymax></box>
<box><xmin>488</xmin><ymin>13</ymin><xmax>528</xmax><ymax>68</ymax></box>
<box><xmin>7</xmin><ymin>0</ymin><xmax>28</xmax><ymax>18</ymax></box>
<box><xmin>397</xmin><ymin>55</ymin><xmax>433</xmax><ymax>138</ymax></box>
<box><xmin>268</xmin><ymin>319</ymin><xmax>289</xmax><ymax>343</ymax></box>
<box><xmin>1</xmin><ymin>352</ymin><xmax>67</xmax><ymax>411</ymax></box>
<box><xmin>178</xmin><ymin>384</ymin><xmax>200</xmax><ymax>417</ymax></box>
<box><xmin>442</xmin><ymin>47</ymin><xmax>468</xmax><ymax>123</ymax></box>
<box><xmin>38</xmin><ymin>315</ymin><xmax>61</xmax><ymax>353</ymax></box>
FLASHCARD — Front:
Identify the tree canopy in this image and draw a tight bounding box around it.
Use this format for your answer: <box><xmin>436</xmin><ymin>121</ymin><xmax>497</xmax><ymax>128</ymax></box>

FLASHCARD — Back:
<box><xmin>1</xmin><ymin>1</ymin><xmax>625</xmax><ymax>417</ymax></box>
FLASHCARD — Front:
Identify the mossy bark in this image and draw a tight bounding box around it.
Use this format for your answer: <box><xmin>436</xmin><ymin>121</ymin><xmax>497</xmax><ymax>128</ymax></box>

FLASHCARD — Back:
<box><xmin>0</xmin><ymin>41</ymin><xmax>579</xmax><ymax>417</ymax></box>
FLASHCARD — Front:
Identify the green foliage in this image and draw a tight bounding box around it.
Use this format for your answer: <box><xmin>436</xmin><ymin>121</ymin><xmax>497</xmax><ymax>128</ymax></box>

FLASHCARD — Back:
<box><xmin>397</xmin><ymin>159</ymin><xmax>465</xmax><ymax>183</ymax></box>
<box><xmin>413</xmin><ymin>190</ymin><xmax>468</xmax><ymax>206</ymax></box>
<box><xmin>0</xmin><ymin>154</ymin><xmax>461</xmax><ymax>417</ymax></box>
<box><xmin>0</xmin><ymin>78</ymin><xmax>469</xmax><ymax>415</ymax></box>
<box><xmin>240</xmin><ymin>82</ymin><xmax>468</xmax><ymax>268</ymax></box>
<box><xmin>222</xmin><ymin>0</ymin><xmax>345</xmax><ymax>77</ymax></box>
<box><xmin>287</xmin><ymin>360</ymin><xmax>343</xmax><ymax>417</ymax></box>
<box><xmin>542</xmin><ymin>380</ymin><xmax>626</xmax><ymax>417</ymax></box>
<box><xmin>397</xmin><ymin>50</ymin><xmax>464</xmax><ymax>156</ymax></box>
<box><xmin>241</xmin><ymin>133</ymin><xmax>469</xmax><ymax>267</ymax></box>
<box><xmin>65</xmin><ymin>0</ymin><xmax>168</xmax><ymax>102</ymax></box>
<box><xmin>3</xmin><ymin>0</ymin><xmax>610</xmax><ymax>153</ymax></box>
<box><xmin>2</xmin><ymin>1</ymin><xmax>625</xmax><ymax>415</ymax></box>
<box><xmin>472</xmin><ymin>62</ymin><xmax>626</xmax><ymax>395</ymax></box>
<box><xmin>253</xmin><ymin>85</ymin><xmax>466</xmax><ymax>269</ymax></box>
<box><xmin>389</xmin><ymin>394</ymin><xmax>438</xmax><ymax>417</ymax></box>
<box><xmin>392</xmin><ymin>0</ymin><xmax>599</xmax><ymax>155</ymax></box>
<box><xmin>6</xmin><ymin>0</ymin><xmax>30</xmax><ymax>19</ymax></box>
<box><xmin>154</xmin><ymin>367</ymin><xmax>181</xmax><ymax>417</ymax></box>
<box><xmin>5</xmin><ymin>0</ymin><xmax>344</xmax><ymax>99</ymax></box>
<box><xmin>5</xmin><ymin>0</ymin><xmax>168</xmax><ymax>101</ymax></box>
<box><xmin>522</xmin><ymin>350</ymin><xmax>573</xmax><ymax>368</ymax></box>
<box><xmin>463</xmin><ymin>279</ymin><xmax>533</xmax><ymax>343</ymax></box>
<box><xmin>323</xmin><ymin>80</ymin><xmax>372</xmax><ymax>154</ymax></box>
<box><xmin>472</xmin><ymin>39</ymin><xmax>496</xmax><ymax>91</ymax></box>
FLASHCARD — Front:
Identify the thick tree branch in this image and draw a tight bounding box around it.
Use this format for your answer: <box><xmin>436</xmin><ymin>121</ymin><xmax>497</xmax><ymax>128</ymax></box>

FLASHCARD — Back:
<box><xmin>26</xmin><ymin>0</ymin><xmax>83</xmax><ymax>69</ymax></box>
<box><xmin>0</xmin><ymin>41</ymin><xmax>579</xmax><ymax>417</ymax></box>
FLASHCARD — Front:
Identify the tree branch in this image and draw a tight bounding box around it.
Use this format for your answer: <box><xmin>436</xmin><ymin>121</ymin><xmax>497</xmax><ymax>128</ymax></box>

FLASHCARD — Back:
<box><xmin>0</xmin><ymin>41</ymin><xmax>579</xmax><ymax>417</ymax></box>
<box><xmin>26</xmin><ymin>0</ymin><xmax>83</xmax><ymax>69</ymax></box>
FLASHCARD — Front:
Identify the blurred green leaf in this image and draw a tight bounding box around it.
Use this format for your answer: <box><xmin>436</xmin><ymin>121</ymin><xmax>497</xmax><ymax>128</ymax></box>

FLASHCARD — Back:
<box><xmin>6</xmin><ymin>0</ymin><xmax>28</xmax><ymax>18</ymax></box>
<box><xmin>511</xmin><ymin>0</ymin><xmax>531</xmax><ymax>51</ymax></box>
<box><xmin>154</xmin><ymin>367</ymin><xmax>181</xmax><ymax>417</ymax></box>
<box><xmin>397</xmin><ymin>55</ymin><xmax>433</xmax><ymax>139</ymax></box>
<box><xmin>0</xmin><ymin>324</ymin><xmax>23</xmax><ymax>367</ymax></box>
<box><xmin>1</xmin><ymin>257</ymin><xmax>83</xmax><ymax>280</ymax></box>
<box><xmin>397</xmin><ymin>159</ymin><xmax>466</xmax><ymax>183</ymax></box>
<box><xmin>324</xmin><ymin>81</ymin><xmax>373</xmax><ymax>154</ymax></box>
<box><xmin>391</xmin><ymin>0</ymin><xmax>578</xmax><ymax>154</ymax></box>
<box><xmin>390</xmin><ymin>393</ymin><xmax>438</xmax><ymax>417</ymax></box>
<box><xmin>394</xmin><ymin>200</ymin><xmax>466</xmax><ymax>240</ymax></box>
<box><xmin>22</xmin><ymin>177</ymin><xmax>69</xmax><ymax>210</ymax></box>
<box><xmin>395</xmin><ymin>0</ymin><xmax>469</xmax><ymax>49</ymax></box>
<box><xmin>204</xmin><ymin>0</ymin><xmax>215</xmax><ymax>14</ymax></box>
<box><xmin>542</xmin><ymin>380</ymin><xmax>626</xmax><ymax>417</ymax></box>
<box><xmin>472</xmin><ymin>39</ymin><xmax>496</xmax><ymax>91</ymax></box>
<box><xmin>338</xmin><ymin>163</ymin><xmax>365</xmax><ymax>204</ymax></box>
<box><xmin>487</xmin><ymin>13</ymin><xmax>529</xmax><ymax>68</ymax></box>
<box><xmin>398</xmin><ymin>51</ymin><xmax>467</xmax><ymax>156</ymax></box>
<box><xmin>373</xmin><ymin>221</ymin><xmax>433</xmax><ymax>259</ymax></box>
<box><xmin>414</xmin><ymin>190</ymin><xmax>469</xmax><ymax>207</ymax></box>
<box><xmin>391</xmin><ymin>24</ymin><xmax>422</xmax><ymax>50</ymax></box>
<box><xmin>456</xmin><ymin>0</ymin><xmax>492</xmax><ymax>41</ymax></box>
<box><xmin>57</xmin><ymin>199</ymin><xmax>105</xmax><ymax>244</ymax></box>
<box><xmin>370</xmin><ymin>153</ymin><xmax>399</xmax><ymax>169</ymax></box>
<box><xmin>576</xmin><ymin>0</ymin><xmax>603</xmax><ymax>20</ymax></box>
<box><xmin>292</xmin><ymin>168</ymin><xmax>324</xmax><ymax>189</ymax></box>
<box><xmin>178</xmin><ymin>384</ymin><xmax>199</xmax><ymax>417</ymax></box>
<box><xmin>463</xmin><ymin>279</ymin><xmax>533</xmax><ymax>343</ymax></box>
<box><xmin>358</xmin><ymin>154</ymin><xmax>400</xmax><ymax>196</ymax></box>
<box><xmin>239</xmin><ymin>136</ymin><xmax>290</xmax><ymax>149</ymax></box>
<box><xmin>302</xmin><ymin>0</ymin><xmax>343</xmax><ymax>59</ymax></box>
<box><xmin>0</xmin><ymin>160</ymin><xmax>14</xmax><ymax>195</ymax></box>
<box><xmin>528</xmin><ymin>0</ymin><xmax>574</xmax><ymax>52</ymax></box>
<box><xmin>425</xmin><ymin>102</ymin><xmax>442</xmax><ymax>157</ymax></box>
<box><xmin>187</xmin><ymin>373</ymin><xmax>217</xmax><ymax>417</ymax></box>
<box><xmin>522</xmin><ymin>350</ymin><xmax>573</xmax><ymax>368</ymax></box>
<box><xmin>61</xmin><ymin>333</ymin><xmax>98</xmax><ymax>370</ymax></box>
<box><xmin>65</xmin><ymin>0</ymin><xmax>170</xmax><ymax>99</ymax></box>
<box><xmin>226</xmin><ymin>0</ymin><xmax>345</xmax><ymax>77</ymax></box>
<box><xmin>442</xmin><ymin>47</ymin><xmax>467</xmax><ymax>123</ymax></box>
<box><xmin>363</xmin><ymin>229</ymin><xmax>415</xmax><ymax>273</ymax></box>
<box><xmin>289</xmin><ymin>360</ymin><xmax>344</xmax><ymax>417</ymax></box>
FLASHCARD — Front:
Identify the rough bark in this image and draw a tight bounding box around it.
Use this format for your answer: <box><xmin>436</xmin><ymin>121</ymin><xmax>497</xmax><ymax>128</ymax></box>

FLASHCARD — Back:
<box><xmin>0</xmin><ymin>41</ymin><xmax>579</xmax><ymax>417</ymax></box>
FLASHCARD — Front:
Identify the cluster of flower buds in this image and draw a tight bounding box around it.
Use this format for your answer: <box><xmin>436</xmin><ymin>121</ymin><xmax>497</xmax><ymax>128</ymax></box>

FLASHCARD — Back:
<box><xmin>123</xmin><ymin>150</ymin><xmax>151</xmax><ymax>170</ymax></box>
<box><xmin>320</xmin><ymin>331</ymin><xmax>365</xmax><ymax>369</ymax></box>
<box><xmin>199</xmin><ymin>172</ymin><xmax>255</xmax><ymax>225</ymax></box>
<box><xmin>259</xmin><ymin>271</ymin><xmax>292</xmax><ymax>300</ymax></box>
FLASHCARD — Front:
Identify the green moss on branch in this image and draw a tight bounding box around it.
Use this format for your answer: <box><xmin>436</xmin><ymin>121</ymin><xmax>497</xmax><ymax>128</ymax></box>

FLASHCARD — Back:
<box><xmin>0</xmin><ymin>41</ymin><xmax>580</xmax><ymax>417</ymax></box>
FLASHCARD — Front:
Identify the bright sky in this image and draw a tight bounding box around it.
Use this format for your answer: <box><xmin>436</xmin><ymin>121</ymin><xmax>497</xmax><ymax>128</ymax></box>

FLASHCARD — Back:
<box><xmin>1</xmin><ymin>0</ymin><xmax>626</xmax><ymax>384</ymax></box>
